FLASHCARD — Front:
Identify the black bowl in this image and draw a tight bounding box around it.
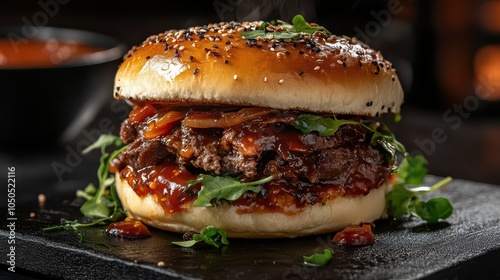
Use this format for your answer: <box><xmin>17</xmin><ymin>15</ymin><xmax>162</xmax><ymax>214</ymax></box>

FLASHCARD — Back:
<box><xmin>0</xmin><ymin>26</ymin><xmax>127</xmax><ymax>154</ymax></box>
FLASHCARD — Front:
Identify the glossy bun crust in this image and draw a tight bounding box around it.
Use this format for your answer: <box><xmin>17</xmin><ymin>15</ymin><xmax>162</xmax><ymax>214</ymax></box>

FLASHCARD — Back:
<box><xmin>114</xmin><ymin>21</ymin><xmax>404</xmax><ymax>117</ymax></box>
<box><xmin>116</xmin><ymin>174</ymin><xmax>393</xmax><ymax>238</ymax></box>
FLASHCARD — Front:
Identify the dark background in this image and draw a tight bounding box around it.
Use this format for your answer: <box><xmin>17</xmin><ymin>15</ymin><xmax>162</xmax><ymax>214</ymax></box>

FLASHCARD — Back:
<box><xmin>1</xmin><ymin>0</ymin><xmax>499</xmax><ymax>197</ymax></box>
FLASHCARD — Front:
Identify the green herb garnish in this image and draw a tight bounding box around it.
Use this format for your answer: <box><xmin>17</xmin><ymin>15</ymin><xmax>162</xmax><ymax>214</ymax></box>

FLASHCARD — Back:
<box><xmin>386</xmin><ymin>155</ymin><xmax>453</xmax><ymax>223</ymax></box>
<box><xmin>43</xmin><ymin>134</ymin><xmax>127</xmax><ymax>241</ymax></box>
<box><xmin>303</xmin><ymin>249</ymin><xmax>333</xmax><ymax>266</ymax></box>
<box><xmin>240</xmin><ymin>14</ymin><xmax>330</xmax><ymax>40</ymax></box>
<box><xmin>290</xmin><ymin>114</ymin><xmax>453</xmax><ymax>223</ymax></box>
<box><xmin>172</xmin><ymin>225</ymin><xmax>229</xmax><ymax>248</ymax></box>
<box><xmin>191</xmin><ymin>175</ymin><xmax>274</xmax><ymax>207</ymax></box>
<box><xmin>291</xmin><ymin>114</ymin><xmax>405</xmax><ymax>164</ymax></box>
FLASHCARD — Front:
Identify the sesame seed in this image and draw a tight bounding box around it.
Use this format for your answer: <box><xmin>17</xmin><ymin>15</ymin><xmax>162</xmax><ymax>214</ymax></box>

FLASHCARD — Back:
<box><xmin>189</xmin><ymin>55</ymin><xmax>194</xmax><ymax>61</ymax></box>
<box><xmin>279</xmin><ymin>79</ymin><xmax>284</xmax><ymax>84</ymax></box>
<box><xmin>145</xmin><ymin>56</ymin><xmax>150</xmax><ymax>60</ymax></box>
<box><xmin>299</xmin><ymin>70</ymin><xmax>304</xmax><ymax>75</ymax></box>
<box><xmin>366</xmin><ymin>101</ymin><xmax>373</xmax><ymax>107</ymax></box>
<box><xmin>314</xmin><ymin>66</ymin><xmax>320</xmax><ymax>71</ymax></box>
<box><xmin>337</xmin><ymin>60</ymin><xmax>343</xmax><ymax>65</ymax></box>
<box><xmin>193</xmin><ymin>68</ymin><xmax>199</xmax><ymax>74</ymax></box>
<box><xmin>178</xmin><ymin>46</ymin><xmax>185</xmax><ymax>51</ymax></box>
<box><xmin>234</xmin><ymin>74</ymin><xmax>238</xmax><ymax>80</ymax></box>
<box><xmin>224</xmin><ymin>59</ymin><xmax>229</xmax><ymax>64</ymax></box>
<box><xmin>264</xmin><ymin>76</ymin><xmax>268</xmax><ymax>82</ymax></box>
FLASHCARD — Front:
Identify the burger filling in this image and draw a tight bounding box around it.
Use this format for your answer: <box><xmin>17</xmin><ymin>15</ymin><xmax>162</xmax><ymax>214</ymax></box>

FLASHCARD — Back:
<box><xmin>111</xmin><ymin>103</ymin><xmax>395</xmax><ymax>214</ymax></box>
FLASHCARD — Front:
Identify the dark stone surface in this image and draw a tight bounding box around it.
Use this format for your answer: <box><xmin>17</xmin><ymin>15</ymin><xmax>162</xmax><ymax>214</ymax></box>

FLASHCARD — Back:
<box><xmin>1</xmin><ymin>175</ymin><xmax>500</xmax><ymax>279</ymax></box>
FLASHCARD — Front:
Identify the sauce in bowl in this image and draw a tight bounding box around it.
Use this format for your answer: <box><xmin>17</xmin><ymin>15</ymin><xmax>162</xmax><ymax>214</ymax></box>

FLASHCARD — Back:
<box><xmin>0</xmin><ymin>38</ymin><xmax>104</xmax><ymax>68</ymax></box>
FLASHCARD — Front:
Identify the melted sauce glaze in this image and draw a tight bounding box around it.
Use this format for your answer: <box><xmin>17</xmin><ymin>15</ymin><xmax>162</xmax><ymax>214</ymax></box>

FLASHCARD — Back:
<box><xmin>114</xmin><ymin>103</ymin><xmax>393</xmax><ymax>216</ymax></box>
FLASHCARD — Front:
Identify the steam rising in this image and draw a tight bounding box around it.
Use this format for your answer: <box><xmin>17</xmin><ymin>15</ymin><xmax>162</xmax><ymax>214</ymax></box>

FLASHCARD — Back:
<box><xmin>232</xmin><ymin>0</ymin><xmax>319</xmax><ymax>23</ymax></box>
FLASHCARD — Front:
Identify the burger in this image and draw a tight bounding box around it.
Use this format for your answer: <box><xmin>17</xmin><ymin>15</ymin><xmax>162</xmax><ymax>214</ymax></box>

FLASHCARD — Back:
<box><xmin>110</xmin><ymin>16</ymin><xmax>404</xmax><ymax>238</ymax></box>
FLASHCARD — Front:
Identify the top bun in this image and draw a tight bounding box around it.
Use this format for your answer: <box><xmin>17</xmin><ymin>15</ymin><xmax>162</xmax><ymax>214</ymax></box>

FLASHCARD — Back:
<box><xmin>114</xmin><ymin>20</ymin><xmax>403</xmax><ymax>117</ymax></box>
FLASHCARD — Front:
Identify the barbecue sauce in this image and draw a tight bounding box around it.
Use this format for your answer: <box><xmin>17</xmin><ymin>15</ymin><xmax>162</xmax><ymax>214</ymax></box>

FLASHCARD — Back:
<box><xmin>0</xmin><ymin>39</ymin><xmax>103</xmax><ymax>68</ymax></box>
<box><xmin>106</xmin><ymin>218</ymin><xmax>152</xmax><ymax>238</ymax></box>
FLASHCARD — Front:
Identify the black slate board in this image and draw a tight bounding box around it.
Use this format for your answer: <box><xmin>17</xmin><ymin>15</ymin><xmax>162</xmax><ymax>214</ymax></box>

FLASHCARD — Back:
<box><xmin>2</xmin><ymin>175</ymin><xmax>500</xmax><ymax>280</ymax></box>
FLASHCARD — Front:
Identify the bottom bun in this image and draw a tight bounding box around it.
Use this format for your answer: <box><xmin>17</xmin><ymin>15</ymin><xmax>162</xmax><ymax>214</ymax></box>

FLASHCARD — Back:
<box><xmin>115</xmin><ymin>173</ymin><xmax>393</xmax><ymax>238</ymax></box>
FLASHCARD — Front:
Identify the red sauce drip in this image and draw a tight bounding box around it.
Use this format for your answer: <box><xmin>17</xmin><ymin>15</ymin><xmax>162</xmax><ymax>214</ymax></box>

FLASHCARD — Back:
<box><xmin>332</xmin><ymin>224</ymin><xmax>375</xmax><ymax>246</ymax></box>
<box><xmin>121</xmin><ymin>164</ymin><xmax>197</xmax><ymax>215</ymax></box>
<box><xmin>106</xmin><ymin>218</ymin><xmax>152</xmax><ymax>238</ymax></box>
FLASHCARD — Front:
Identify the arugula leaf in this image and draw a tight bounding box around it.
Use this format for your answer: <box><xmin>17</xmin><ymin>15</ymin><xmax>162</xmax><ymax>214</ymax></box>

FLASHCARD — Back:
<box><xmin>43</xmin><ymin>183</ymin><xmax>124</xmax><ymax>242</ymax></box>
<box><xmin>411</xmin><ymin>198</ymin><xmax>453</xmax><ymax>223</ymax></box>
<box><xmin>291</xmin><ymin>114</ymin><xmax>359</xmax><ymax>137</ymax></box>
<box><xmin>172</xmin><ymin>226</ymin><xmax>229</xmax><ymax>248</ymax></box>
<box><xmin>193</xmin><ymin>175</ymin><xmax>274</xmax><ymax>207</ymax></box>
<box><xmin>292</xmin><ymin>14</ymin><xmax>329</xmax><ymax>34</ymax></box>
<box><xmin>82</xmin><ymin>134</ymin><xmax>123</xmax><ymax>154</ymax></box>
<box><xmin>44</xmin><ymin>134</ymin><xmax>127</xmax><ymax>241</ymax></box>
<box><xmin>397</xmin><ymin>154</ymin><xmax>428</xmax><ymax>185</ymax></box>
<box><xmin>386</xmin><ymin>155</ymin><xmax>453</xmax><ymax>223</ymax></box>
<box><xmin>290</xmin><ymin>113</ymin><xmax>453</xmax><ymax>224</ymax></box>
<box><xmin>291</xmin><ymin>114</ymin><xmax>405</xmax><ymax>164</ymax></box>
<box><xmin>240</xmin><ymin>14</ymin><xmax>330</xmax><ymax>40</ymax></box>
<box><xmin>80</xmin><ymin>139</ymin><xmax>127</xmax><ymax>218</ymax></box>
<box><xmin>303</xmin><ymin>249</ymin><xmax>333</xmax><ymax>266</ymax></box>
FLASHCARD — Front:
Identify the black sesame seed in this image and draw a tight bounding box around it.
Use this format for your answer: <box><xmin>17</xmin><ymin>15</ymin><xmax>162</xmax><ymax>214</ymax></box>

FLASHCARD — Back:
<box><xmin>204</xmin><ymin>48</ymin><xmax>210</xmax><ymax>52</ymax></box>
<box><xmin>228</xmin><ymin>35</ymin><xmax>234</xmax><ymax>38</ymax></box>
<box><xmin>224</xmin><ymin>60</ymin><xmax>229</xmax><ymax>64</ymax></box>
<box><xmin>225</xmin><ymin>40</ymin><xmax>231</xmax><ymax>45</ymax></box>
<box><xmin>381</xmin><ymin>105</ymin><xmax>385</xmax><ymax>110</ymax></box>
<box><xmin>299</xmin><ymin>50</ymin><xmax>304</xmax><ymax>55</ymax></box>
<box><xmin>366</xmin><ymin>101</ymin><xmax>373</xmax><ymax>107</ymax></box>
<box><xmin>164</xmin><ymin>43</ymin><xmax>169</xmax><ymax>51</ymax></box>
<box><xmin>145</xmin><ymin>56</ymin><xmax>150</xmax><ymax>60</ymax></box>
<box><xmin>174</xmin><ymin>49</ymin><xmax>179</xmax><ymax>58</ymax></box>
<box><xmin>213</xmin><ymin>44</ymin><xmax>218</xmax><ymax>49</ymax></box>
<box><xmin>193</xmin><ymin>68</ymin><xmax>199</xmax><ymax>74</ymax></box>
<box><xmin>212</xmin><ymin>51</ymin><xmax>220</xmax><ymax>57</ymax></box>
<box><xmin>189</xmin><ymin>55</ymin><xmax>194</xmax><ymax>62</ymax></box>
<box><xmin>299</xmin><ymin>70</ymin><xmax>304</xmax><ymax>75</ymax></box>
<box><xmin>285</xmin><ymin>51</ymin><xmax>290</xmax><ymax>55</ymax></box>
